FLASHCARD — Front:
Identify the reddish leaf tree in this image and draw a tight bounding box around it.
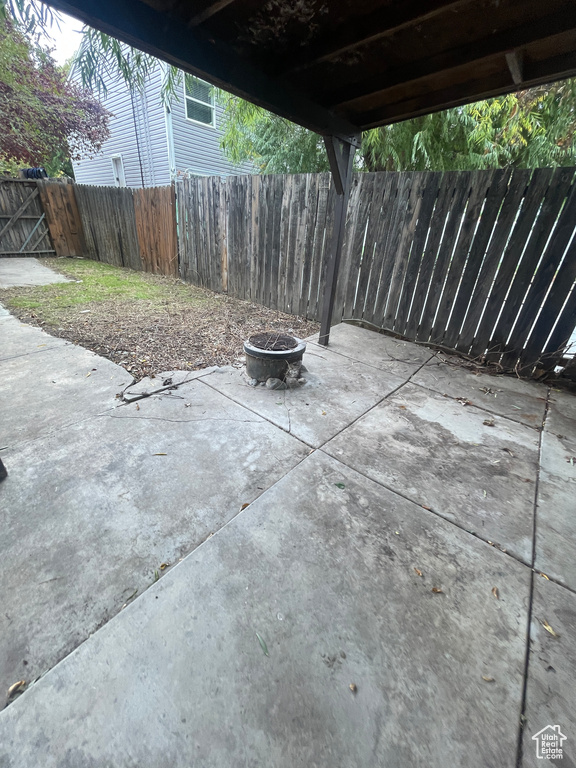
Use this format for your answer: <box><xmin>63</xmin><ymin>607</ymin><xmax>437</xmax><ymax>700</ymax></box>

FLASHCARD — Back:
<box><xmin>0</xmin><ymin>17</ymin><xmax>110</xmax><ymax>171</ymax></box>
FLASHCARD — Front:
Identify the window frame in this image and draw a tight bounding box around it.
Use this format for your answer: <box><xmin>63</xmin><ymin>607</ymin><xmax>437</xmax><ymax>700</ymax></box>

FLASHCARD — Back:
<box><xmin>183</xmin><ymin>75</ymin><xmax>216</xmax><ymax>129</ymax></box>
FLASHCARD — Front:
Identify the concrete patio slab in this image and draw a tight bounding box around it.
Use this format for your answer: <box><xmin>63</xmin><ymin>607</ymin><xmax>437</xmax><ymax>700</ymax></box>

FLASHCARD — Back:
<box><xmin>323</xmin><ymin>383</ymin><xmax>540</xmax><ymax>563</ymax></box>
<box><xmin>0</xmin><ymin>451</ymin><xmax>531</xmax><ymax>768</ymax></box>
<box><xmin>546</xmin><ymin>389</ymin><xmax>576</xmax><ymax>442</ymax></box>
<box><xmin>0</xmin><ymin>312</ymin><xmax>68</xmax><ymax>361</ymax></box>
<box><xmin>534</xmin><ymin>471</ymin><xmax>576</xmax><ymax>590</ymax></box>
<box><xmin>306</xmin><ymin>322</ymin><xmax>433</xmax><ymax>372</ymax></box>
<box><xmin>0</xmin><ymin>257</ymin><xmax>71</xmax><ymax>288</ymax></box>
<box><xmin>540</xmin><ymin>429</ymin><xmax>576</xmax><ymax>483</ymax></box>
<box><xmin>204</xmin><ymin>350</ymin><xmax>411</xmax><ymax>448</ymax></box>
<box><xmin>122</xmin><ymin>367</ymin><xmax>219</xmax><ymax>402</ymax></box>
<box><xmin>412</xmin><ymin>360</ymin><xmax>548</xmax><ymax>428</ymax></box>
<box><xmin>534</xmin><ymin>409</ymin><xmax>576</xmax><ymax>589</ymax></box>
<box><xmin>0</xmin><ymin>343</ymin><xmax>131</xmax><ymax>446</ymax></box>
<box><xmin>0</xmin><ymin>379</ymin><xmax>309</xmax><ymax>707</ymax></box>
<box><xmin>521</xmin><ymin>578</ymin><xmax>576</xmax><ymax>767</ymax></box>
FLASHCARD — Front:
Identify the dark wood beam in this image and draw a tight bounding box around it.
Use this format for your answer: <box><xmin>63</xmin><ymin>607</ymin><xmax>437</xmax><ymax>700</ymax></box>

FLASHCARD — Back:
<box><xmin>44</xmin><ymin>0</ymin><xmax>361</xmax><ymax>142</ymax></box>
<box><xmin>357</xmin><ymin>51</ymin><xmax>576</xmax><ymax>129</ymax></box>
<box><xmin>187</xmin><ymin>0</ymin><xmax>237</xmax><ymax>28</ymax></box>
<box><xmin>323</xmin><ymin>9</ymin><xmax>576</xmax><ymax>110</ymax></box>
<box><xmin>285</xmin><ymin>0</ymin><xmax>470</xmax><ymax>75</ymax></box>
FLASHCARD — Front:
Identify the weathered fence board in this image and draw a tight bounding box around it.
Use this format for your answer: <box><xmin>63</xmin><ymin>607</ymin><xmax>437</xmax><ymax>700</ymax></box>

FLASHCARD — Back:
<box><xmin>134</xmin><ymin>186</ymin><xmax>178</xmax><ymax>277</ymax></box>
<box><xmin>37</xmin><ymin>179</ymin><xmax>85</xmax><ymax>257</ymax></box>
<box><xmin>75</xmin><ymin>185</ymin><xmax>142</xmax><ymax>270</ymax></box>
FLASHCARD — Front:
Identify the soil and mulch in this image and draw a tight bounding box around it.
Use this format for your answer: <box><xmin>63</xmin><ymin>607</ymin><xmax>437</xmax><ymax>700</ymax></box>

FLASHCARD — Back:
<box><xmin>0</xmin><ymin>258</ymin><xmax>319</xmax><ymax>381</ymax></box>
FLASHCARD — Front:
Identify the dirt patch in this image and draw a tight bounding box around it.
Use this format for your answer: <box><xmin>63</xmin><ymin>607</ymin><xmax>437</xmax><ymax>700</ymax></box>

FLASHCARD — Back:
<box><xmin>0</xmin><ymin>258</ymin><xmax>319</xmax><ymax>381</ymax></box>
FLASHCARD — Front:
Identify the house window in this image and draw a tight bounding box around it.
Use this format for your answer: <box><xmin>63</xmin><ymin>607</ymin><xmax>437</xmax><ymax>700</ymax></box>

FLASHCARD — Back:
<box><xmin>184</xmin><ymin>75</ymin><xmax>215</xmax><ymax>127</ymax></box>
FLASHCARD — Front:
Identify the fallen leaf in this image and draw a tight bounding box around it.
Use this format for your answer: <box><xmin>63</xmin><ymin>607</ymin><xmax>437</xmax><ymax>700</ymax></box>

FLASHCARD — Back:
<box><xmin>414</xmin><ymin>568</ymin><xmax>423</xmax><ymax>577</ymax></box>
<box><xmin>153</xmin><ymin>453</ymin><xmax>167</xmax><ymax>456</ymax></box>
<box><xmin>540</xmin><ymin>573</ymin><xmax>550</xmax><ymax>580</ymax></box>
<box><xmin>456</xmin><ymin>397</ymin><xmax>472</xmax><ymax>406</ymax></box>
<box><xmin>503</xmin><ymin>448</ymin><xmax>515</xmax><ymax>457</ymax></box>
<box><xmin>422</xmin><ymin>505</ymin><xmax>431</xmax><ymax>511</ymax></box>
<box><xmin>492</xmin><ymin>586</ymin><xmax>499</xmax><ymax>599</ymax></box>
<box><xmin>321</xmin><ymin>411</ymin><xmax>327</xmax><ymax>416</ymax></box>
<box><xmin>482</xmin><ymin>676</ymin><xmax>495</xmax><ymax>683</ymax></box>
<box><xmin>483</xmin><ymin>419</ymin><xmax>495</xmax><ymax>427</ymax></box>
<box><xmin>432</xmin><ymin>587</ymin><xmax>443</xmax><ymax>594</ymax></box>
<box><xmin>159</xmin><ymin>563</ymin><xmax>168</xmax><ymax>570</ymax></box>
<box><xmin>334</xmin><ymin>483</ymin><xmax>346</xmax><ymax>489</ymax></box>
<box><xmin>256</xmin><ymin>632</ymin><xmax>269</xmax><ymax>657</ymax></box>
<box><xmin>349</xmin><ymin>683</ymin><xmax>357</xmax><ymax>693</ymax></box>
<box><xmin>7</xmin><ymin>681</ymin><xmax>26</xmax><ymax>697</ymax></box>
<box><xmin>135</xmin><ymin>403</ymin><xmax>140</xmax><ymax>411</ymax></box>
<box><xmin>398</xmin><ymin>405</ymin><xmax>407</xmax><ymax>410</ymax></box>
<box><xmin>541</xmin><ymin>620</ymin><xmax>559</xmax><ymax>637</ymax></box>
<box><xmin>241</xmin><ymin>503</ymin><xmax>250</xmax><ymax>510</ymax></box>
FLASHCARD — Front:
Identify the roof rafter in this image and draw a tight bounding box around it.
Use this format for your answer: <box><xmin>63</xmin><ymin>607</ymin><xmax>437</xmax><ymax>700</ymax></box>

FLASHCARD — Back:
<box><xmin>284</xmin><ymin>0</ymin><xmax>470</xmax><ymax>75</ymax></box>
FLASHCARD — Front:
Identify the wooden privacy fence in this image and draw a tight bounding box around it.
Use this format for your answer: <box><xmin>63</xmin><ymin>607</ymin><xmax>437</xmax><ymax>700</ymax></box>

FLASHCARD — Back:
<box><xmin>179</xmin><ymin>168</ymin><xmax>576</xmax><ymax>373</ymax></box>
<box><xmin>0</xmin><ymin>179</ymin><xmax>54</xmax><ymax>256</ymax></box>
<box><xmin>73</xmin><ymin>184</ymin><xmax>178</xmax><ymax>276</ymax></box>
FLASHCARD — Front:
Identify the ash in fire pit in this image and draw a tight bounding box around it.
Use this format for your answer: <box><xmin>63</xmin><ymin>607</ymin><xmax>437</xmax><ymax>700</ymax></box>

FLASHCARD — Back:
<box><xmin>244</xmin><ymin>331</ymin><xmax>306</xmax><ymax>389</ymax></box>
<box><xmin>248</xmin><ymin>332</ymin><xmax>298</xmax><ymax>352</ymax></box>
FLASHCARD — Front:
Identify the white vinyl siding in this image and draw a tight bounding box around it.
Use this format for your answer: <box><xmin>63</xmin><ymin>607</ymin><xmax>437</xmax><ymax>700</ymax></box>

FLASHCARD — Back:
<box><xmin>73</xmin><ymin>65</ymin><xmax>251</xmax><ymax>185</ymax></box>
<box><xmin>73</xmin><ymin>69</ymin><xmax>170</xmax><ymax>188</ymax></box>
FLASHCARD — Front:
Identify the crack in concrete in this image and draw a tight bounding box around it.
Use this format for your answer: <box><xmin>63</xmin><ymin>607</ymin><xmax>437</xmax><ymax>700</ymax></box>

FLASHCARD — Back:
<box><xmin>107</xmin><ymin>413</ymin><xmax>262</xmax><ymax>425</ymax></box>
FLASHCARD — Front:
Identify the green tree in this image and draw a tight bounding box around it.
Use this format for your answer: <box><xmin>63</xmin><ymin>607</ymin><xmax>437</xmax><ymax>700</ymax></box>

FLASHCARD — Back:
<box><xmin>220</xmin><ymin>84</ymin><xmax>576</xmax><ymax>174</ymax></box>
<box><xmin>0</xmin><ymin>13</ymin><xmax>110</xmax><ymax>175</ymax></box>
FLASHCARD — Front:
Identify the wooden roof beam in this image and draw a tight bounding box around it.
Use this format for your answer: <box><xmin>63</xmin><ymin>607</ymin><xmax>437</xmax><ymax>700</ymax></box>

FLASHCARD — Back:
<box><xmin>358</xmin><ymin>50</ymin><xmax>576</xmax><ymax>129</ymax></box>
<box><xmin>325</xmin><ymin>10</ymin><xmax>576</xmax><ymax>110</ymax></box>
<box><xmin>187</xmin><ymin>0</ymin><xmax>237</xmax><ymax>29</ymax></box>
<box><xmin>284</xmin><ymin>0</ymin><xmax>470</xmax><ymax>75</ymax></box>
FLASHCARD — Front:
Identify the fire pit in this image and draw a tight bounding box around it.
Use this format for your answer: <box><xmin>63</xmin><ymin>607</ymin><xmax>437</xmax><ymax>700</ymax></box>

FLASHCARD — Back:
<box><xmin>244</xmin><ymin>332</ymin><xmax>306</xmax><ymax>389</ymax></box>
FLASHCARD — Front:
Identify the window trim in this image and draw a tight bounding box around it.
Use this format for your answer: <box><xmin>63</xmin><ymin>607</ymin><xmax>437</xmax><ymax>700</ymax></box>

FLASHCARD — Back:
<box><xmin>111</xmin><ymin>154</ymin><xmax>126</xmax><ymax>187</ymax></box>
<box><xmin>183</xmin><ymin>75</ymin><xmax>216</xmax><ymax>129</ymax></box>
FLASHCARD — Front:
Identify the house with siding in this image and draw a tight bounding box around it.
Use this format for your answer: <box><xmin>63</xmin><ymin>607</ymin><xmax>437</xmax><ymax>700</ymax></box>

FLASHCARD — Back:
<box><xmin>73</xmin><ymin>65</ymin><xmax>246</xmax><ymax>187</ymax></box>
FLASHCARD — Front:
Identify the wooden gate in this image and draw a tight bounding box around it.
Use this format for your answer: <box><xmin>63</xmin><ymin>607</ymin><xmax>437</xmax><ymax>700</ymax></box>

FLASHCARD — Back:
<box><xmin>0</xmin><ymin>179</ymin><xmax>54</xmax><ymax>256</ymax></box>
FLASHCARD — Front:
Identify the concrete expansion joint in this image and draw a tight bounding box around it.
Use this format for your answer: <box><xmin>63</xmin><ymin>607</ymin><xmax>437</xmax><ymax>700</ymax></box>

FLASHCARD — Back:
<box><xmin>515</xmin><ymin>386</ymin><xmax>552</xmax><ymax>767</ymax></box>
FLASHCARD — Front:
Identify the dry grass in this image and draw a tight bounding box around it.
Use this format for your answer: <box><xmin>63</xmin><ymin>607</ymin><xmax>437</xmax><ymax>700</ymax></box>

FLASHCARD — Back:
<box><xmin>0</xmin><ymin>258</ymin><xmax>319</xmax><ymax>380</ymax></box>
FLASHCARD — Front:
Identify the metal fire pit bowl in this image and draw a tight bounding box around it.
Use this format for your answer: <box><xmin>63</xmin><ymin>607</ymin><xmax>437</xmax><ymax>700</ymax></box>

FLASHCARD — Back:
<box><xmin>244</xmin><ymin>332</ymin><xmax>306</xmax><ymax>383</ymax></box>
